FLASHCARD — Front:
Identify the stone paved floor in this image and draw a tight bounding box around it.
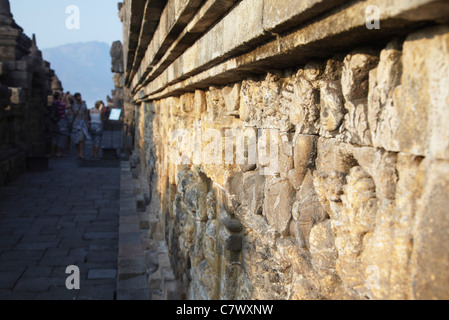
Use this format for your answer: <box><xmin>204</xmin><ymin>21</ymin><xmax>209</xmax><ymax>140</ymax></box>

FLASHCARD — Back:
<box><xmin>0</xmin><ymin>138</ymin><xmax>121</xmax><ymax>300</ymax></box>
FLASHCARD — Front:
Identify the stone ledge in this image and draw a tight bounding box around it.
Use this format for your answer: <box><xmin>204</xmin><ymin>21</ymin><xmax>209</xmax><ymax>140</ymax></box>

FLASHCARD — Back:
<box><xmin>131</xmin><ymin>0</ymin><xmax>241</xmax><ymax>91</ymax></box>
<box><xmin>125</xmin><ymin>0</ymin><xmax>204</xmax><ymax>85</ymax></box>
<box><xmin>130</xmin><ymin>0</ymin><xmax>349</xmax><ymax>93</ymax></box>
<box><xmin>117</xmin><ymin>160</ymin><xmax>150</xmax><ymax>299</ymax></box>
<box><xmin>121</xmin><ymin>0</ymin><xmax>146</xmax><ymax>78</ymax></box>
<box><xmin>128</xmin><ymin>0</ymin><xmax>167</xmax><ymax>83</ymax></box>
<box><xmin>131</xmin><ymin>0</ymin><xmax>449</xmax><ymax>102</ymax></box>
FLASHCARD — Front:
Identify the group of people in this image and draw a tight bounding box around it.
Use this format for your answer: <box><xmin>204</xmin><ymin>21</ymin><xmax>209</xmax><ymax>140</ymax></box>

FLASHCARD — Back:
<box><xmin>49</xmin><ymin>92</ymin><xmax>107</xmax><ymax>160</ymax></box>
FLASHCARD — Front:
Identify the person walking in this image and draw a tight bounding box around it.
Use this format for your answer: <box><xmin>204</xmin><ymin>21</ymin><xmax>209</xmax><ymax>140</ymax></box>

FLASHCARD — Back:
<box><xmin>89</xmin><ymin>101</ymin><xmax>105</xmax><ymax>160</ymax></box>
<box><xmin>50</xmin><ymin>92</ymin><xmax>68</xmax><ymax>157</ymax></box>
<box><xmin>62</xmin><ymin>92</ymin><xmax>74</xmax><ymax>151</ymax></box>
<box><xmin>70</xmin><ymin>93</ymin><xmax>90</xmax><ymax>160</ymax></box>
<box><xmin>47</xmin><ymin>96</ymin><xmax>59</xmax><ymax>157</ymax></box>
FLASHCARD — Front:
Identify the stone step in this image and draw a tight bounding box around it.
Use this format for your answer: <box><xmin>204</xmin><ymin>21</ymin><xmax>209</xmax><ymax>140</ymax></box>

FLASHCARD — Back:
<box><xmin>147</xmin><ymin>267</ymin><xmax>162</xmax><ymax>292</ymax></box>
<box><xmin>164</xmin><ymin>280</ymin><xmax>181</xmax><ymax>300</ymax></box>
<box><xmin>118</xmin><ymin>157</ymin><xmax>181</xmax><ymax>300</ymax></box>
<box><xmin>116</xmin><ymin>275</ymin><xmax>150</xmax><ymax>300</ymax></box>
<box><xmin>117</xmin><ymin>160</ymin><xmax>150</xmax><ymax>300</ymax></box>
<box><xmin>139</xmin><ymin>211</ymin><xmax>150</xmax><ymax>230</ymax></box>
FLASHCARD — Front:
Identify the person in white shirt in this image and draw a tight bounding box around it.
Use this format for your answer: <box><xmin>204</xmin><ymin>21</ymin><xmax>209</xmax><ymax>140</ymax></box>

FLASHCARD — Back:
<box><xmin>70</xmin><ymin>93</ymin><xmax>90</xmax><ymax>160</ymax></box>
<box><xmin>89</xmin><ymin>101</ymin><xmax>105</xmax><ymax>159</ymax></box>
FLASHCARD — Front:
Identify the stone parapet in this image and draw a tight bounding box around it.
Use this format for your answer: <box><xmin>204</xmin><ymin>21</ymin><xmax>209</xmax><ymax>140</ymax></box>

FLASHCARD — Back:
<box><xmin>0</xmin><ymin>0</ymin><xmax>63</xmax><ymax>186</ymax></box>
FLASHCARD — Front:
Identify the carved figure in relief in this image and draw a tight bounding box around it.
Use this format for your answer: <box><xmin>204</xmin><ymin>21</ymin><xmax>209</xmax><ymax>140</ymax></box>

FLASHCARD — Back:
<box><xmin>326</xmin><ymin>165</ymin><xmax>378</xmax><ymax>290</ymax></box>
<box><xmin>341</xmin><ymin>52</ymin><xmax>379</xmax><ymax>145</ymax></box>
<box><xmin>293</xmin><ymin>69</ymin><xmax>320</xmax><ymax>134</ymax></box>
<box><xmin>291</xmin><ymin>171</ymin><xmax>328</xmax><ymax>248</ymax></box>
<box><xmin>367</xmin><ymin>41</ymin><xmax>403</xmax><ymax>149</ymax></box>
<box><xmin>336</xmin><ymin>166</ymin><xmax>377</xmax><ymax>276</ymax></box>
<box><xmin>320</xmin><ymin>81</ymin><xmax>345</xmax><ymax>133</ymax></box>
<box><xmin>240</xmin><ymin>80</ymin><xmax>263</xmax><ymax>125</ymax></box>
<box><xmin>304</xmin><ymin>62</ymin><xmax>324</xmax><ymax>83</ymax></box>
<box><xmin>279</xmin><ymin>78</ymin><xmax>295</xmax><ymax>119</ymax></box>
<box><xmin>343</xmin><ymin>101</ymin><xmax>372</xmax><ymax>145</ymax></box>
<box><xmin>342</xmin><ymin>53</ymin><xmax>378</xmax><ymax>103</ymax></box>
<box><xmin>261</xmin><ymin>73</ymin><xmax>281</xmax><ymax>116</ymax></box>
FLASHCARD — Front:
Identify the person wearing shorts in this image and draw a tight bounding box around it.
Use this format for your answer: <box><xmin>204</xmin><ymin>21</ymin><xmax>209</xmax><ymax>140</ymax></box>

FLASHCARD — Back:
<box><xmin>70</xmin><ymin>93</ymin><xmax>89</xmax><ymax>160</ymax></box>
<box><xmin>89</xmin><ymin>101</ymin><xmax>105</xmax><ymax>159</ymax></box>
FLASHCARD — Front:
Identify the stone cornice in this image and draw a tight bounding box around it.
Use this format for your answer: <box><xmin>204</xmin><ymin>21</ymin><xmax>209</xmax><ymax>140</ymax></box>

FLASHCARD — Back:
<box><xmin>121</xmin><ymin>0</ymin><xmax>449</xmax><ymax>103</ymax></box>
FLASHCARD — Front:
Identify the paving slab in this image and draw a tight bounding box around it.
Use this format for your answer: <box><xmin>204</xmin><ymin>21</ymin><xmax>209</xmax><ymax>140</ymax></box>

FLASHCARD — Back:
<box><xmin>87</xmin><ymin>269</ymin><xmax>117</xmax><ymax>280</ymax></box>
<box><xmin>0</xmin><ymin>141</ymin><xmax>120</xmax><ymax>300</ymax></box>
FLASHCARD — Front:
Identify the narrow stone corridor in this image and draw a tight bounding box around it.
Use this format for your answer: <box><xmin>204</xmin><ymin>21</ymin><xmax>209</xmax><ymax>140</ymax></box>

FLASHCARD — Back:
<box><xmin>0</xmin><ymin>141</ymin><xmax>121</xmax><ymax>300</ymax></box>
<box><xmin>2</xmin><ymin>0</ymin><xmax>449</xmax><ymax>301</ymax></box>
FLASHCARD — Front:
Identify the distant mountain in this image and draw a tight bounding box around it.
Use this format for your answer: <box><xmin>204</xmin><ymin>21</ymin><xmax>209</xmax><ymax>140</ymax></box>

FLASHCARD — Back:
<box><xmin>42</xmin><ymin>41</ymin><xmax>114</xmax><ymax>108</ymax></box>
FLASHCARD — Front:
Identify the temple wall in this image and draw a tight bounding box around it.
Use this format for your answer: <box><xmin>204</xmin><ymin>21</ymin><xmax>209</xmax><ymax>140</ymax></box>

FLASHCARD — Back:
<box><xmin>120</xmin><ymin>0</ymin><xmax>449</xmax><ymax>300</ymax></box>
<box><xmin>0</xmin><ymin>0</ymin><xmax>63</xmax><ymax>185</ymax></box>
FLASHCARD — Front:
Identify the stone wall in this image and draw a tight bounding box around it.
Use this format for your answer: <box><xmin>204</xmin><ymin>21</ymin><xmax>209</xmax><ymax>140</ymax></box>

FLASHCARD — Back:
<box><xmin>109</xmin><ymin>38</ymin><xmax>134</xmax><ymax>155</ymax></box>
<box><xmin>0</xmin><ymin>0</ymin><xmax>63</xmax><ymax>185</ymax></box>
<box><xmin>120</xmin><ymin>0</ymin><xmax>449</xmax><ymax>300</ymax></box>
<box><xmin>109</xmin><ymin>40</ymin><xmax>125</xmax><ymax>111</ymax></box>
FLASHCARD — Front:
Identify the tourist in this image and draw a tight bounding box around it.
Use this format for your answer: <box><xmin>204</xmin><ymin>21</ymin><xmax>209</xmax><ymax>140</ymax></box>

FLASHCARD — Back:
<box><xmin>62</xmin><ymin>92</ymin><xmax>74</xmax><ymax>150</ymax></box>
<box><xmin>70</xmin><ymin>92</ymin><xmax>90</xmax><ymax>160</ymax></box>
<box><xmin>89</xmin><ymin>101</ymin><xmax>105</xmax><ymax>160</ymax></box>
<box><xmin>51</xmin><ymin>92</ymin><xmax>68</xmax><ymax>157</ymax></box>
<box><xmin>47</xmin><ymin>97</ymin><xmax>59</xmax><ymax>157</ymax></box>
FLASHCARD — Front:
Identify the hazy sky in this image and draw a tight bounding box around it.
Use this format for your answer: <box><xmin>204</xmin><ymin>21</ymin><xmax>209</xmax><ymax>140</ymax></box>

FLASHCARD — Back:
<box><xmin>9</xmin><ymin>0</ymin><xmax>123</xmax><ymax>49</ymax></box>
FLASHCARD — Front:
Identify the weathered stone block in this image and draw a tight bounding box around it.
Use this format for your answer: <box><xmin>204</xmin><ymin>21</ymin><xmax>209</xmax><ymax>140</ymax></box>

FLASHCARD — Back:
<box><xmin>262</xmin><ymin>0</ymin><xmax>346</xmax><ymax>33</ymax></box>
<box><xmin>367</xmin><ymin>40</ymin><xmax>402</xmax><ymax>151</ymax></box>
<box><xmin>320</xmin><ymin>81</ymin><xmax>344</xmax><ymax>134</ymax></box>
<box><xmin>220</xmin><ymin>227</ymin><xmax>243</xmax><ymax>252</ymax></box>
<box><xmin>222</xmin><ymin>216</ymin><xmax>243</xmax><ymax>233</ymax></box>
<box><xmin>293</xmin><ymin>70</ymin><xmax>320</xmax><ymax>134</ymax></box>
<box><xmin>342</xmin><ymin>51</ymin><xmax>379</xmax><ymax>104</ymax></box>
<box><xmin>11</xmin><ymin>70</ymin><xmax>29</xmax><ymax>88</ymax></box>
<box><xmin>348</xmin><ymin>145</ymin><xmax>398</xmax><ymax>200</ymax></box>
<box><xmin>242</xmin><ymin>170</ymin><xmax>265</xmax><ymax>216</ymax></box>
<box><xmin>222</xmin><ymin>83</ymin><xmax>241</xmax><ymax>113</ymax></box>
<box><xmin>293</xmin><ymin>134</ymin><xmax>317</xmax><ymax>184</ymax></box>
<box><xmin>235</xmin><ymin>205</ymin><xmax>276</xmax><ymax>247</ymax></box>
<box><xmin>222</xmin><ymin>0</ymin><xmax>265</xmax><ymax>55</ymax></box>
<box><xmin>411</xmin><ymin>159</ymin><xmax>449</xmax><ymax>300</ymax></box>
<box><xmin>341</xmin><ymin>50</ymin><xmax>379</xmax><ymax>146</ymax></box>
<box><xmin>194</xmin><ymin>89</ymin><xmax>206</xmax><ymax>116</ymax></box>
<box><xmin>394</xmin><ymin>26</ymin><xmax>449</xmax><ymax>159</ymax></box>
<box><xmin>15</xmin><ymin>60</ymin><xmax>28</xmax><ymax>71</ymax></box>
<box><xmin>287</xmin><ymin>169</ymin><xmax>303</xmax><ymax>190</ymax></box>
<box><xmin>263</xmin><ymin>177</ymin><xmax>294</xmax><ymax>235</ymax></box>
<box><xmin>309</xmin><ymin>220</ymin><xmax>337</xmax><ymax>270</ymax></box>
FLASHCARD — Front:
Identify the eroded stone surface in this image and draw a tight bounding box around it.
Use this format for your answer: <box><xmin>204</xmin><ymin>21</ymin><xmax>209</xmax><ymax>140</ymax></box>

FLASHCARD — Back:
<box><xmin>121</xmin><ymin>0</ymin><xmax>449</xmax><ymax>300</ymax></box>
